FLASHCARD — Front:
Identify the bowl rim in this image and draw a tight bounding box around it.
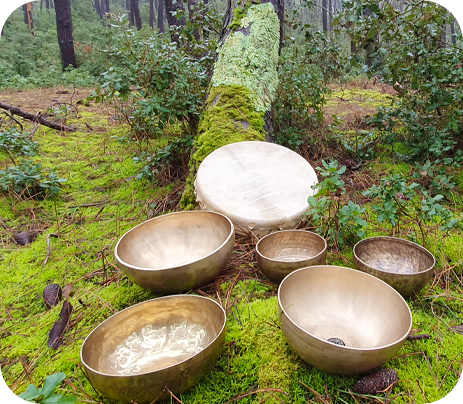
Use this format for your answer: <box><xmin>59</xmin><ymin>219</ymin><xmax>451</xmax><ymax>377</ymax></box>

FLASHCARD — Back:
<box><xmin>114</xmin><ymin>210</ymin><xmax>234</xmax><ymax>272</ymax></box>
<box><xmin>278</xmin><ymin>264</ymin><xmax>413</xmax><ymax>352</ymax></box>
<box><xmin>353</xmin><ymin>236</ymin><xmax>436</xmax><ymax>276</ymax></box>
<box><xmin>80</xmin><ymin>294</ymin><xmax>227</xmax><ymax>377</ymax></box>
<box><xmin>256</xmin><ymin>230</ymin><xmax>327</xmax><ymax>263</ymax></box>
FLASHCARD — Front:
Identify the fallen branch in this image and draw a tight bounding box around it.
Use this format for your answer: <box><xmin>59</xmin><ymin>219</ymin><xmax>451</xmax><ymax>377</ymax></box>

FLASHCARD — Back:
<box><xmin>0</xmin><ymin>101</ymin><xmax>77</xmax><ymax>132</ymax></box>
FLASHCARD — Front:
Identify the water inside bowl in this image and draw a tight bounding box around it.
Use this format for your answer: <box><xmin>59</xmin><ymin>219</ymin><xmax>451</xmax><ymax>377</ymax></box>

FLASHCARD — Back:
<box><xmin>99</xmin><ymin>321</ymin><xmax>211</xmax><ymax>375</ymax></box>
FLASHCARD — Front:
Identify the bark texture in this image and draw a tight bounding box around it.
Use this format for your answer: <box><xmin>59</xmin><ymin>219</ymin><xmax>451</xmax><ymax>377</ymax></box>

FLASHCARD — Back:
<box><xmin>54</xmin><ymin>0</ymin><xmax>77</xmax><ymax>70</ymax></box>
<box><xmin>94</xmin><ymin>0</ymin><xmax>103</xmax><ymax>19</ymax></box>
<box><xmin>181</xmin><ymin>0</ymin><xmax>283</xmax><ymax>209</ymax></box>
<box><xmin>131</xmin><ymin>0</ymin><xmax>143</xmax><ymax>30</ymax></box>
<box><xmin>322</xmin><ymin>0</ymin><xmax>328</xmax><ymax>32</ymax></box>
<box><xmin>164</xmin><ymin>0</ymin><xmax>186</xmax><ymax>30</ymax></box>
<box><xmin>158</xmin><ymin>0</ymin><xmax>165</xmax><ymax>32</ymax></box>
<box><xmin>150</xmin><ymin>0</ymin><xmax>156</xmax><ymax>28</ymax></box>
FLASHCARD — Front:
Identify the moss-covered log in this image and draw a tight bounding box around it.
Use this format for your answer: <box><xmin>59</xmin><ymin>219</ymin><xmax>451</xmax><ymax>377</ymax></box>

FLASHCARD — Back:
<box><xmin>180</xmin><ymin>0</ymin><xmax>283</xmax><ymax>209</ymax></box>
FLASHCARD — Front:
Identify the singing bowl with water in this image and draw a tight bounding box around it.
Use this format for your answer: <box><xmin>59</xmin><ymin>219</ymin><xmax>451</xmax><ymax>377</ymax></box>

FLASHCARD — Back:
<box><xmin>278</xmin><ymin>265</ymin><xmax>412</xmax><ymax>375</ymax></box>
<box><xmin>353</xmin><ymin>236</ymin><xmax>435</xmax><ymax>297</ymax></box>
<box><xmin>115</xmin><ymin>211</ymin><xmax>234</xmax><ymax>294</ymax></box>
<box><xmin>81</xmin><ymin>295</ymin><xmax>226</xmax><ymax>403</ymax></box>
<box><xmin>256</xmin><ymin>230</ymin><xmax>327</xmax><ymax>283</ymax></box>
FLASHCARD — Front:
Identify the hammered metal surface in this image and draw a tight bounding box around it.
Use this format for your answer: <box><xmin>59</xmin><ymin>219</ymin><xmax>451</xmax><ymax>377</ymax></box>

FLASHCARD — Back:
<box><xmin>353</xmin><ymin>236</ymin><xmax>435</xmax><ymax>297</ymax></box>
<box><xmin>115</xmin><ymin>211</ymin><xmax>234</xmax><ymax>294</ymax></box>
<box><xmin>81</xmin><ymin>295</ymin><xmax>226</xmax><ymax>403</ymax></box>
<box><xmin>278</xmin><ymin>265</ymin><xmax>412</xmax><ymax>375</ymax></box>
<box><xmin>256</xmin><ymin>230</ymin><xmax>327</xmax><ymax>283</ymax></box>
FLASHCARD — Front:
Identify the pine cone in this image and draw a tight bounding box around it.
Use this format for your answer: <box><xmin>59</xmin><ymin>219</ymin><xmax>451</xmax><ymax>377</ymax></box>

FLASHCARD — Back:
<box><xmin>353</xmin><ymin>368</ymin><xmax>399</xmax><ymax>395</ymax></box>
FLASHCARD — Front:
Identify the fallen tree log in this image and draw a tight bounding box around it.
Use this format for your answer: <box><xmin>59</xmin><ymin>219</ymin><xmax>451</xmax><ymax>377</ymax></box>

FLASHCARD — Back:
<box><xmin>0</xmin><ymin>101</ymin><xmax>77</xmax><ymax>132</ymax></box>
<box><xmin>180</xmin><ymin>0</ymin><xmax>283</xmax><ymax>209</ymax></box>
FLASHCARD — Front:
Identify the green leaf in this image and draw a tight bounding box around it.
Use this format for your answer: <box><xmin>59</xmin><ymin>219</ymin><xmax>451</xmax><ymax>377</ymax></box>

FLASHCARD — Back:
<box><xmin>18</xmin><ymin>384</ymin><xmax>41</xmax><ymax>401</ymax></box>
<box><xmin>41</xmin><ymin>373</ymin><xmax>67</xmax><ymax>398</ymax></box>
<box><xmin>42</xmin><ymin>394</ymin><xmax>78</xmax><ymax>404</ymax></box>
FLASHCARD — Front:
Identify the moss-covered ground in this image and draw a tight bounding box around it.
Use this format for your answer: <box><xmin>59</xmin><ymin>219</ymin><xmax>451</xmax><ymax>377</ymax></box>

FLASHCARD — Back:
<box><xmin>0</xmin><ymin>85</ymin><xmax>462</xmax><ymax>404</ymax></box>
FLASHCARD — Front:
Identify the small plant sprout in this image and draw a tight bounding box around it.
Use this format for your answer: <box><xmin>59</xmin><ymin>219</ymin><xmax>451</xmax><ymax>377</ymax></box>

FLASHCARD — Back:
<box><xmin>18</xmin><ymin>372</ymin><xmax>77</xmax><ymax>403</ymax></box>
<box><xmin>306</xmin><ymin>160</ymin><xmax>367</xmax><ymax>249</ymax></box>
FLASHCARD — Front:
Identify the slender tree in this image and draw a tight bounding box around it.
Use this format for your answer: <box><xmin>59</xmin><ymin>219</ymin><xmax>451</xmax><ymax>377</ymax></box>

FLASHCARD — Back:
<box><xmin>329</xmin><ymin>0</ymin><xmax>333</xmax><ymax>32</ymax></box>
<box><xmin>158</xmin><ymin>0</ymin><xmax>165</xmax><ymax>32</ymax></box>
<box><xmin>131</xmin><ymin>0</ymin><xmax>143</xmax><ymax>30</ymax></box>
<box><xmin>104</xmin><ymin>0</ymin><xmax>110</xmax><ymax>14</ymax></box>
<box><xmin>23</xmin><ymin>4</ymin><xmax>28</xmax><ymax>24</ymax></box>
<box><xmin>322</xmin><ymin>0</ymin><xmax>328</xmax><ymax>33</ymax></box>
<box><xmin>26</xmin><ymin>3</ymin><xmax>34</xmax><ymax>36</ymax></box>
<box><xmin>150</xmin><ymin>0</ymin><xmax>155</xmax><ymax>28</ymax></box>
<box><xmin>46</xmin><ymin>0</ymin><xmax>50</xmax><ymax>10</ymax></box>
<box><xmin>164</xmin><ymin>0</ymin><xmax>186</xmax><ymax>30</ymax></box>
<box><xmin>0</xmin><ymin>0</ymin><xmax>6</xmax><ymax>35</ymax></box>
<box><xmin>54</xmin><ymin>0</ymin><xmax>78</xmax><ymax>70</ymax></box>
<box><xmin>94</xmin><ymin>0</ymin><xmax>103</xmax><ymax>19</ymax></box>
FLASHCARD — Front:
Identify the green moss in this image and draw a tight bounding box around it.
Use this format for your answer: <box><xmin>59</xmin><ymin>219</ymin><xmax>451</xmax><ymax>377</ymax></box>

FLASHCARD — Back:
<box><xmin>180</xmin><ymin>85</ymin><xmax>266</xmax><ymax>209</ymax></box>
<box><xmin>228</xmin><ymin>0</ymin><xmax>254</xmax><ymax>31</ymax></box>
<box><xmin>212</xmin><ymin>2</ymin><xmax>280</xmax><ymax>113</ymax></box>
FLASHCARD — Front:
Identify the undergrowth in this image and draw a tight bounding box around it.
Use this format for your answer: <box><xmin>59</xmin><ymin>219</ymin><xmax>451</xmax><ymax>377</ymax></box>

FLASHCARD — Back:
<box><xmin>0</xmin><ymin>85</ymin><xmax>462</xmax><ymax>404</ymax></box>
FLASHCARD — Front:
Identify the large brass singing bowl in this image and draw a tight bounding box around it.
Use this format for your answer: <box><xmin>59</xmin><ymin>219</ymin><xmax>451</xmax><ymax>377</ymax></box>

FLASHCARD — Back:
<box><xmin>256</xmin><ymin>230</ymin><xmax>327</xmax><ymax>283</ymax></box>
<box><xmin>278</xmin><ymin>265</ymin><xmax>412</xmax><ymax>375</ymax></box>
<box><xmin>81</xmin><ymin>295</ymin><xmax>226</xmax><ymax>403</ymax></box>
<box><xmin>353</xmin><ymin>236</ymin><xmax>435</xmax><ymax>297</ymax></box>
<box><xmin>115</xmin><ymin>211</ymin><xmax>234</xmax><ymax>294</ymax></box>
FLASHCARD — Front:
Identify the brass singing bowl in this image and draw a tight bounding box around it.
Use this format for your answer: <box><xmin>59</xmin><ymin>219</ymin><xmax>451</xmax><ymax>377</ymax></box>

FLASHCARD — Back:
<box><xmin>256</xmin><ymin>230</ymin><xmax>327</xmax><ymax>283</ymax></box>
<box><xmin>81</xmin><ymin>295</ymin><xmax>226</xmax><ymax>403</ymax></box>
<box><xmin>278</xmin><ymin>265</ymin><xmax>412</xmax><ymax>375</ymax></box>
<box><xmin>115</xmin><ymin>211</ymin><xmax>234</xmax><ymax>294</ymax></box>
<box><xmin>353</xmin><ymin>236</ymin><xmax>435</xmax><ymax>297</ymax></box>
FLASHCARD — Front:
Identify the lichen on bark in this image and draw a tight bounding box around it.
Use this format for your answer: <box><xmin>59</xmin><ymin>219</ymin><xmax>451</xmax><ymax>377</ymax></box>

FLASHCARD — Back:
<box><xmin>180</xmin><ymin>1</ymin><xmax>281</xmax><ymax>209</ymax></box>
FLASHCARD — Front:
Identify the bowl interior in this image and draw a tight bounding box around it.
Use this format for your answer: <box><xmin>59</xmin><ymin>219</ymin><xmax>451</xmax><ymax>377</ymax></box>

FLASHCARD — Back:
<box><xmin>355</xmin><ymin>237</ymin><xmax>434</xmax><ymax>274</ymax></box>
<box><xmin>82</xmin><ymin>296</ymin><xmax>225</xmax><ymax>376</ymax></box>
<box><xmin>116</xmin><ymin>212</ymin><xmax>232</xmax><ymax>269</ymax></box>
<box><xmin>279</xmin><ymin>266</ymin><xmax>411</xmax><ymax>349</ymax></box>
<box><xmin>257</xmin><ymin>231</ymin><xmax>326</xmax><ymax>262</ymax></box>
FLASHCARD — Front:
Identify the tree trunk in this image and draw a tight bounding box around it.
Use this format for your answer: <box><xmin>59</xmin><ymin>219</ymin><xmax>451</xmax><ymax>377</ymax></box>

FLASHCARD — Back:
<box><xmin>149</xmin><ymin>0</ymin><xmax>155</xmax><ymax>28</ymax></box>
<box><xmin>41</xmin><ymin>0</ymin><xmax>44</xmax><ymax>12</ymax></box>
<box><xmin>329</xmin><ymin>0</ymin><xmax>333</xmax><ymax>32</ymax></box>
<box><xmin>158</xmin><ymin>0</ymin><xmax>165</xmax><ymax>32</ymax></box>
<box><xmin>181</xmin><ymin>0</ymin><xmax>284</xmax><ymax>208</ymax></box>
<box><xmin>104</xmin><ymin>0</ymin><xmax>110</xmax><ymax>14</ymax></box>
<box><xmin>451</xmin><ymin>19</ymin><xmax>456</xmax><ymax>45</ymax></box>
<box><xmin>46</xmin><ymin>0</ymin><xmax>50</xmax><ymax>10</ymax></box>
<box><xmin>188</xmin><ymin>0</ymin><xmax>200</xmax><ymax>42</ymax></box>
<box><xmin>440</xmin><ymin>24</ymin><xmax>446</xmax><ymax>48</ymax></box>
<box><xmin>0</xmin><ymin>0</ymin><xmax>6</xmax><ymax>36</ymax></box>
<box><xmin>131</xmin><ymin>0</ymin><xmax>143</xmax><ymax>30</ymax></box>
<box><xmin>26</xmin><ymin>3</ymin><xmax>34</xmax><ymax>37</ymax></box>
<box><xmin>94</xmin><ymin>0</ymin><xmax>103</xmax><ymax>19</ymax></box>
<box><xmin>54</xmin><ymin>0</ymin><xmax>78</xmax><ymax>70</ymax></box>
<box><xmin>164</xmin><ymin>0</ymin><xmax>186</xmax><ymax>28</ymax></box>
<box><xmin>322</xmin><ymin>0</ymin><xmax>328</xmax><ymax>33</ymax></box>
<box><xmin>363</xmin><ymin>7</ymin><xmax>373</xmax><ymax>67</ymax></box>
<box><xmin>21</xmin><ymin>0</ymin><xmax>29</xmax><ymax>25</ymax></box>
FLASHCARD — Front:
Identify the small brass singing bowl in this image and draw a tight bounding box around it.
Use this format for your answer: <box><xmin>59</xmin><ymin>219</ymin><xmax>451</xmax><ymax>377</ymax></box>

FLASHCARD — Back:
<box><xmin>353</xmin><ymin>236</ymin><xmax>435</xmax><ymax>297</ymax></box>
<box><xmin>115</xmin><ymin>211</ymin><xmax>234</xmax><ymax>294</ymax></box>
<box><xmin>81</xmin><ymin>295</ymin><xmax>226</xmax><ymax>404</ymax></box>
<box><xmin>278</xmin><ymin>265</ymin><xmax>412</xmax><ymax>375</ymax></box>
<box><xmin>256</xmin><ymin>230</ymin><xmax>327</xmax><ymax>283</ymax></box>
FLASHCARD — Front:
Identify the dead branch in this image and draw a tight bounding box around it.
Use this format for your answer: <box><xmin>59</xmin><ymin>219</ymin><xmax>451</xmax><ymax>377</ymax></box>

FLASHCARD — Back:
<box><xmin>0</xmin><ymin>101</ymin><xmax>76</xmax><ymax>132</ymax></box>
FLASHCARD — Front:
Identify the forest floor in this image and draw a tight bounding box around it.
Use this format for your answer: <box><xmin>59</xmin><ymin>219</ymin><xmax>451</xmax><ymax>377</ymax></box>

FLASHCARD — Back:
<box><xmin>0</xmin><ymin>82</ymin><xmax>462</xmax><ymax>404</ymax></box>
